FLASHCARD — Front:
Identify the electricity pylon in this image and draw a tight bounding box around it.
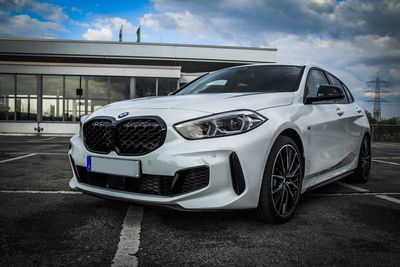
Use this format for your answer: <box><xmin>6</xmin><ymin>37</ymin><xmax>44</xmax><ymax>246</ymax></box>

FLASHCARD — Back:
<box><xmin>366</xmin><ymin>72</ymin><xmax>389</xmax><ymax>121</ymax></box>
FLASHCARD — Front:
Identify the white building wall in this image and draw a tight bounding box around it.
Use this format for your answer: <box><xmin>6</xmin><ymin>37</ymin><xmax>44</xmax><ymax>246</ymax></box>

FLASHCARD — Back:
<box><xmin>0</xmin><ymin>62</ymin><xmax>181</xmax><ymax>78</ymax></box>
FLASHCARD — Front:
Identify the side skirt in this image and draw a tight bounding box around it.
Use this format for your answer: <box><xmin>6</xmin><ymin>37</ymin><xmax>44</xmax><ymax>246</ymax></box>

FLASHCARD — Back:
<box><xmin>304</xmin><ymin>170</ymin><xmax>355</xmax><ymax>192</ymax></box>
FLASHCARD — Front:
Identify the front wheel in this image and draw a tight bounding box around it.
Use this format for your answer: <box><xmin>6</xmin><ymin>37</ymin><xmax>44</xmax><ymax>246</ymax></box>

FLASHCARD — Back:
<box><xmin>257</xmin><ymin>136</ymin><xmax>303</xmax><ymax>224</ymax></box>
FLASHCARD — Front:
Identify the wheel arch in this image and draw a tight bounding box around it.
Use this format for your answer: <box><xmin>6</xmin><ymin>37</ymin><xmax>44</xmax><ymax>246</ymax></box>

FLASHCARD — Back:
<box><xmin>278</xmin><ymin>128</ymin><xmax>305</xmax><ymax>164</ymax></box>
<box><xmin>257</xmin><ymin>126</ymin><xmax>306</xmax><ymax>197</ymax></box>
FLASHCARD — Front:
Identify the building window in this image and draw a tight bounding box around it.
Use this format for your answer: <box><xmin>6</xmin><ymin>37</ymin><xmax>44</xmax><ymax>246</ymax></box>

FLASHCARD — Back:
<box><xmin>88</xmin><ymin>76</ymin><xmax>108</xmax><ymax>99</ymax></box>
<box><xmin>0</xmin><ymin>74</ymin><xmax>179</xmax><ymax>123</ymax></box>
<box><xmin>0</xmin><ymin>74</ymin><xmax>15</xmax><ymax>120</ymax></box>
<box><xmin>158</xmin><ymin>78</ymin><xmax>178</xmax><ymax>96</ymax></box>
<box><xmin>110</xmin><ymin>77</ymin><xmax>130</xmax><ymax>101</ymax></box>
<box><xmin>42</xmin><ymin>75</ymin><xmax>63</xmax><ymax>121</ymax></box>
<box><xmin>64</xmin><ymin>76</ymin><xmax>84</xmax><ymax>121</ymax></box>
<box><xmin>136</xmin><ymin>78</ymin><xmax>156</xmax><ymax>97</ymax></box>
<box><xmin>87</xmin><ymin>76</ymin><xmax>108</xmax><ymax>114</ymax></box>
<box><xmin>16</xmin><ymin>75</ymin><xmax>38</xmax><ymax>121</ymax></box>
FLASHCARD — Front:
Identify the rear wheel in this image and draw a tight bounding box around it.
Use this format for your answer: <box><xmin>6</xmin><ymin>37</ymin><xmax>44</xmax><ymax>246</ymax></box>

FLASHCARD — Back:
<box><xmin>257</xmin><ymin>136</ymin><xmax>303</xmax><ymax>224</ymax></box>
<box><xmin>349</xmin><ymin>135</ymin><xmax>371</xmax><ymax>183</ymax></box>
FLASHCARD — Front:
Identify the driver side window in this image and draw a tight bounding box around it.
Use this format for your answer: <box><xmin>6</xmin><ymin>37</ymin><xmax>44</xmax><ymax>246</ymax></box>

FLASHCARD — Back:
<box><xmin>306</xmin><ymin>69</ymin><xmax>329</xmax><ymax>98</ymax></box>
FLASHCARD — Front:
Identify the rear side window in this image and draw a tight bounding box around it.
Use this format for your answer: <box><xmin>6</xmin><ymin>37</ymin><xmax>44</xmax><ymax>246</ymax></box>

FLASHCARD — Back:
<box><xmin>326</xmin><ymin>73</ymin><xmax>343</xmax><ymax>89</ymax></box>
<box><xmin>326</xmin><ymin>73</ymin><xmax>350</xmax><ymax>104</ymax></box>
<box><xmin>341</xmin><ymin>82</ymin><xmax>354</xmax><ymax>103</ymax></box>
<box><xmin>305</xmin><ymin>69</ymin><xmax>329</xmax><ymax>97</ymax></box>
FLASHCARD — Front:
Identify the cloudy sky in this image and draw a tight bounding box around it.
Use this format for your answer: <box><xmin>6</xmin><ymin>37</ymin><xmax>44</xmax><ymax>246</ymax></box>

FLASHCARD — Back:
<box><xmin>0</xmin><ymin>0</ymin><xmax>399</xmax><ymax>118</ymax></box>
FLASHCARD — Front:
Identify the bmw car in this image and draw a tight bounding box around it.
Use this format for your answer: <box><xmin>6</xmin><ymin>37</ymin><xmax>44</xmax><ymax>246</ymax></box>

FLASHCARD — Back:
<box><xmin>69</xmin><ymin>64</ymin><xmax>371</xmax><ymax>224</ymax></box>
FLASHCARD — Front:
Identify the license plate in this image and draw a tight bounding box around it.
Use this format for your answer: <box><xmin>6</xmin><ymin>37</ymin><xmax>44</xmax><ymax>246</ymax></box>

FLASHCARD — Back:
<box><xmin>87</xmin><ymin>156</ymin><xmax>141</xmax><ymax>178</ymax></box>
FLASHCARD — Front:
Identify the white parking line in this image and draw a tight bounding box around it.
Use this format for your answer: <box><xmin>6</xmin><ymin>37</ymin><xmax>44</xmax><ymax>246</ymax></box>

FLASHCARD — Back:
<box><xmin>336</xmin><ymin>182</ymin><xmax>369</xmax><ymax>192</ymax></box>
<box><xmin>112</xmin><ymin>205</ymin><xmax>143</xmax><ymax>267</ymax></box>
<box><xmin>27</xmin><ymin>137</ymin><xmax>57</xmax><ymax>142</ymax></box>
<box><xmin>0</xmin><ymin>190</ymin><xmax>81</xmax><ymax>194</ymax></box>
<box><xmin>375</xmin><ymin>195</ymin><xmax>400</xmax><ymax>204</ymax></box>
<box><xmin>0</xmin><ymin>141</ymin><xmax>70</xmax><ymax>144</ymax></box>
<box><xmin>371</xmin><ymin>143</ymin><xmax>399</xmax><ymax>148</ymax></box>
<box><xmin>372</xmin><ymin>157</ymin><xmax>400</xmax><ymax>160</ymax></box>
<box><xmin>372</xmin><ymin>159</ymin><xmax>400</xmax><ymax>166</ymax></box>
<box><xmin>307</xmin><ymin>192</ymin><xmax>400</xmax><ymax>196</ymax></box>
<box><xmin>0</xmin><ymin>153</ymin><xmax>38</xmax><ymax>164</ymax></box>
<box><xmin>2</xmin><ymin>152</ymin><xmax>67</xmax><ymax>155</ymax></box>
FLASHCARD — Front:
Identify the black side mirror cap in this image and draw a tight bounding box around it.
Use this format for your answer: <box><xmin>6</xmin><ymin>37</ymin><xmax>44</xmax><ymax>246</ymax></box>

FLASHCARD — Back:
<box><xmin>305</xmin><ymin>85</ymin><xmax>345</xmax><ymax>104</ymax></box>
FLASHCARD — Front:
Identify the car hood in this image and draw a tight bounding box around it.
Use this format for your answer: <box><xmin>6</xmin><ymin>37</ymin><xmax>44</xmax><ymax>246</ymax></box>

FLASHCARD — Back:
<box><xmin>101</xmin><ymin>92</ymin><xmax>294</xmax><ymax>114</ymax></box>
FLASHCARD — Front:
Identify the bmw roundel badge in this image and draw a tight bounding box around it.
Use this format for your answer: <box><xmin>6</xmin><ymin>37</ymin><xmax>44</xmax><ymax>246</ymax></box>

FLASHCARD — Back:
<box><xmin>118</xmin><ymin>112</ymin><xmax>129</xmax><ymax>119</ymax></box>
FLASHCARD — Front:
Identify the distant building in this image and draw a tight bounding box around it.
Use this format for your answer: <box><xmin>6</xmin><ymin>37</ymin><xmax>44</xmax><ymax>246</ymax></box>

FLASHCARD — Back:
<box><xmin>0</xmin><ymin>38</ymin><xmax>277</xmax><ymax>135</ymax></box>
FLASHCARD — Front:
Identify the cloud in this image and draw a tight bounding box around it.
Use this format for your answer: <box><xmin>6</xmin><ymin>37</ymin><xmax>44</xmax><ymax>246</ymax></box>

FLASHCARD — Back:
<box><xmin>140</xmin><ymin>0</ymin><xmax>400</xmax><ymax>117</ymax></box>
<box><xmin>0</xmin><ymin>10</ymin><xmax>65</xmax><ymax>38</ymax></box>
<box><xmin>82</xmin><ymin>17</ymin><xmax>138</xmax><ymax>41</ymax></box>
<box><xmin>146</xmin><ymin>0</ymin><xmax>400</xmax><ymax>39</ymax></box>
<box><xmin>0</xmin><ymin>0</ymin><xmax>69</xmax><ymax>22</ymax></box>
<box><xmin>71</xmin><ymin>6</ymin><xmax>82</xmax><ymax>14</ymax></box>
<box><xmin>141</xmin><ymin>11</ymin><xmax>216</xmax><ymax>39</ymax></box>
<box><xmin>82</xmin><ymin>28</ymin><xmax>113</xmax><ymax>41</ymax></box>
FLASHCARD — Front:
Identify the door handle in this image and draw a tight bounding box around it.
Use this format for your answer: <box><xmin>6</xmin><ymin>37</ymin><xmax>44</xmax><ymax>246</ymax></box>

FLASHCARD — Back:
<box><xmin>336</xmin><ymin>108</ymin><xmax>344</xmax><ymax>116</ymax></box>
<box><xmin>356</xmin><ymin>107</ymin><xmax>362</xmax><ymax>113</ymax></box>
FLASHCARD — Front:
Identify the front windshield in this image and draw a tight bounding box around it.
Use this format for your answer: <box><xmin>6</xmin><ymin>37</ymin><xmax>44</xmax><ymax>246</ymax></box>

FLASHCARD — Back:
<box><xmin>176</xmin><ymin>65</ymin><xmax>304</xmax><ymax>95</ymax></box>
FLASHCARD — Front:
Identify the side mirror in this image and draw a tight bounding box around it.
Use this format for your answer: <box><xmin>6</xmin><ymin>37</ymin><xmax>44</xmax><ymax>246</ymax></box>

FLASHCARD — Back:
<box><xmin>305</xmin><ymin>85</ymin><xmax>345</xmax><ymax>104</ymax></box>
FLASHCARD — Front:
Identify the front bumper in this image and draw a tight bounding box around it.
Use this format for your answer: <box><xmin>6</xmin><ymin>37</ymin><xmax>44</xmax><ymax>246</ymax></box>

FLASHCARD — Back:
<box><xmin>69</xmin><ymin>122</ymin><xmax>275</xmax><ymax>210</ymax></box>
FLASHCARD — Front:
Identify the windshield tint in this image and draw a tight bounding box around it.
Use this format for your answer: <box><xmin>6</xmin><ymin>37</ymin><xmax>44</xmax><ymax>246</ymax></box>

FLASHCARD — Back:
<box><xmin>176</xmin><ymin>65</ymin><xmax>304</xmax><ymax>95</ymax></box>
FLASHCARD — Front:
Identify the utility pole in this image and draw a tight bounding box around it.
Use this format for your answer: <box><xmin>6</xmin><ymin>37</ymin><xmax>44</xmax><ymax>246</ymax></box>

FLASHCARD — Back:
<box><xmin>366</xmin><ymin>72</ymin><xmax>389</xmax><ymax>121</ymax></box>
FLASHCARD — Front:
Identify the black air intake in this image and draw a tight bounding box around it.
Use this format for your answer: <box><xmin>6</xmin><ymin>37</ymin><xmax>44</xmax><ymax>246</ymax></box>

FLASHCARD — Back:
<box><xmin>229</xmin><ymin>152</ymin><xmax>246</xmax><ymax>195</ymax></box>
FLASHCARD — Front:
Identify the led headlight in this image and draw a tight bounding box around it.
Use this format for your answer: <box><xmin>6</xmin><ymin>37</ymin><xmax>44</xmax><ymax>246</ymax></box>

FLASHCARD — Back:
<box><xmin>174</xmin><ymin>110</ymin><xmax>267</xmax><ymax>140</ymax></box>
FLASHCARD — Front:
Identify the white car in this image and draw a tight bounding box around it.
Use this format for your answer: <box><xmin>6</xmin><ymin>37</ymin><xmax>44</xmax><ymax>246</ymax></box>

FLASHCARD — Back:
<box><xmin>69</xmin><ymin>64</ymin><xmax>371</xmax><ymax>223</ymax></box>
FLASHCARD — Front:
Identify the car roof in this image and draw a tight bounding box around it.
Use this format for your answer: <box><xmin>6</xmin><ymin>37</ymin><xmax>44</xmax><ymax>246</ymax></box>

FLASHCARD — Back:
<box><xmin>220</xmin><ymin>63</ymin><xmax>318</xmax><ymax>71</ymax></box>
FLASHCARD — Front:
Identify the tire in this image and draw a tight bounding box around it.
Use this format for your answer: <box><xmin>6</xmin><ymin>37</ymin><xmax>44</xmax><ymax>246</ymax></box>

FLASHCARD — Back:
<box><xmin>256</xmin><ymin>135</ymin><xmax>303</xmax><ymax>224</ymax></box>
<box><xmin>348</xmin><ymin>135</ymin><xmax>371</xmax><ymax>183</ymax></box>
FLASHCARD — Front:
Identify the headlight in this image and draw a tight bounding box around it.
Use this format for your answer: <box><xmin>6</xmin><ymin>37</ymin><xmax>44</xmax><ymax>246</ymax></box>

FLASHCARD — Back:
<box><xmin>174</xmin><ymin>110</ymin><xmax>267</xmax><ymax>140</ymax></box>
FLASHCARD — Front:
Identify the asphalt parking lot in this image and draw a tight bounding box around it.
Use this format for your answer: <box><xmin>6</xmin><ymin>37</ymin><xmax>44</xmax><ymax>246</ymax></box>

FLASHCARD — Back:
<box><xmin>0</xmin><ymin>136</ymin><xmax>399</xmax><ymax>266</ymax></box>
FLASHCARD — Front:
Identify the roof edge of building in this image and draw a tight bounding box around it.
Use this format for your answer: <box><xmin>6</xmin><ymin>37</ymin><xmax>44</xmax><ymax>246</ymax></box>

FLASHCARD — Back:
<box><xmin>0</xmin><ymin>37</ymin><xmax>277</xmax><ymax>52</ymax></box>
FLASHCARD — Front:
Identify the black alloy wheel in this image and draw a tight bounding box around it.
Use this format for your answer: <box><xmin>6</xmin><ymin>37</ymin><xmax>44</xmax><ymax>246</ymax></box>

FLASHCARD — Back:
<box><xmin>257</xmin><ymin>135</ymin><xmax>303</xmax><ymax>224</ymax></box>
<box><xmin>349</xmin><ymin>135</ymin><xmax>371</xmax><ymax>183</ymax></box>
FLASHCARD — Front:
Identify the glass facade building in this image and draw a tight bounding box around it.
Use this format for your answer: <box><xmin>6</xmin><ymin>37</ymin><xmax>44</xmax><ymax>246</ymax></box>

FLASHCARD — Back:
<box><xmin>0</xmin><ymin>39</ymin><xmax>276</xmax><ymax>134</ymax></box>
<box><xmin>0</xmin><ymin>74</ymin><xmax>178</xmax><ymax>122</ymax></box>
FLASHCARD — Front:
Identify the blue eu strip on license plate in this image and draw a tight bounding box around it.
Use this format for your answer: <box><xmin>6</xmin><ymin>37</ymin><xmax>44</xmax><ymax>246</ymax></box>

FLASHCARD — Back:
<box><xmin>87</xmin><ymin>155</ymin><xmax>92</xmax><ymax>172</ymax></box>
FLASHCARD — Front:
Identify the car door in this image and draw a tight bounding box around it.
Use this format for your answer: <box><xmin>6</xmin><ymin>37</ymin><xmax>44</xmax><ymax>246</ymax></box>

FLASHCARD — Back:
<box><xmin>302</xmin><ymin>69</ymin><xmax>348</xmax><ymax>187</ymax></box>
<box><xmin>326</xmin><ymin>73</ymin><xmax>364</xmax><ymax>163</ymax></box>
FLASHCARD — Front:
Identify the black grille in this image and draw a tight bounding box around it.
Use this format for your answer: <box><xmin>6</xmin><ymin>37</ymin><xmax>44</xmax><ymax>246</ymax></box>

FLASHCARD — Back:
<box><xmin>72</xmin><ymin>161</ymin><xmax>209</xmax><ymax>196</ymax></box>
<box><xmin>83</xmin><ymin>119</ymin><xmax>114</xmax><ymax>153</ymax></box>
<box><xmin>83</xmin><ymin>116</ymin><xmax>166</xmax><ymax>155</ymax></box>
<box><xmin>115</xmin><ymin>119</ymin><xmax>165</xmax><ymax>155</ymax></box>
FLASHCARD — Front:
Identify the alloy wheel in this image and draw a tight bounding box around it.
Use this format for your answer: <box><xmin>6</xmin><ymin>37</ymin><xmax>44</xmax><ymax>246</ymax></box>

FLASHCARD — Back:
<box><xmin>271</xmin><ymin>144</ymin><xmax>301</xmax><ymax>217</ymax></box>
<box><xmin>360</xmin><ymin>138</ymin><xmax>371</xmax><ymax>179</ymax></box>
